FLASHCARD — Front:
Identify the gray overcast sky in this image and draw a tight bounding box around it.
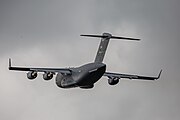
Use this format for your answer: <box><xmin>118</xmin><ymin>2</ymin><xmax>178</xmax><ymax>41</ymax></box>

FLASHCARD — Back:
<box><xmin>0</xmin><ymin>0</ymin><xmax>180</xmax><ymax>120</ymax></box>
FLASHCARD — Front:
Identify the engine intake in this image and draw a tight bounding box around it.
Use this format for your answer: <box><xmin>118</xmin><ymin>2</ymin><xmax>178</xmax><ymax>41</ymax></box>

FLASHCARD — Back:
<box><xmin>27</xmin><ymin>71</ymin><xmax>37</xmax><ymax>80</ymax></box>
<box><xmin>43</xmin><ymin>72</ymin><xmax>53</xmax><ymax>80</ymax></box>
<box><xmin>108</xmin><ymin>77</ymin><xmax>119</xmax><ymax>85</ymax></box>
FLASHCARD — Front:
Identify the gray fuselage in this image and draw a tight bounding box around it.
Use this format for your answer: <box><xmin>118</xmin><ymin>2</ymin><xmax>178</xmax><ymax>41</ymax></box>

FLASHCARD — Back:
<box><xmin>55</xmin><ymin>62</ymin><xmax>106</xmax><ymax>88</ymax></box>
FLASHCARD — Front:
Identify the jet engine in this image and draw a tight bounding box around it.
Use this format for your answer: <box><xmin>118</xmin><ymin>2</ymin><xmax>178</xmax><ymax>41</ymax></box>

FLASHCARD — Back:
<box><xmin>108</xmin><ymin>77</ymin><xmax>119</xmax><ymax>85</ymax></box>
<box><xmin>43</xmin><ymin>72</ymin><xmax>53</xmax><ymax>80</ymax></box>
<box><xmin>27</xmin><ymin>71</ymin><xmax>37</xmax><ymax>80</ymax></box>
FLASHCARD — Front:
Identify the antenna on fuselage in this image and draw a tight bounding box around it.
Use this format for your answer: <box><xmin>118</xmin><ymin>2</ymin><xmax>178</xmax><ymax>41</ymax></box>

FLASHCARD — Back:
<box><xmin>81</xmin><ymin>33</ymin><xmax>140</xmax><ymax>63</ymax></box>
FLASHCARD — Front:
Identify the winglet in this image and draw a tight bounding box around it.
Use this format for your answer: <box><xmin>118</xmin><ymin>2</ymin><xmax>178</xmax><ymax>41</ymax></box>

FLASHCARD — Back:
<box><xmin>156</xmin><ymin>69</ymin><xmax>162</xmax><ymax>80</ymax></box>
<box><xmin>8</xmin><ymin>58</ymin><xmax>12</xmax><ymax>70</ymax></box>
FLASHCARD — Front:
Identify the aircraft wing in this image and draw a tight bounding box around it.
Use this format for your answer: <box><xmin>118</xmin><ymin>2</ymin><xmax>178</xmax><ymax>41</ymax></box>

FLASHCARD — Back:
<box><xmin>104</xmin><ymin>70</ymin><xmax>162</xmax><ymax>80</ymax></box>
<box><xmin>8</xmin><ymin>59</ymin><xmax>71</xmax><ymax>74</ymax></box>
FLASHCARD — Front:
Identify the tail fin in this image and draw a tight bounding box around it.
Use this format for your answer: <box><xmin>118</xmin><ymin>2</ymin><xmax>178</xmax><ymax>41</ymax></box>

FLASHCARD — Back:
<box><xmin>81</xmin><ymin>33</ymin><xmax>140</xmax><ymax>63</ymax></box>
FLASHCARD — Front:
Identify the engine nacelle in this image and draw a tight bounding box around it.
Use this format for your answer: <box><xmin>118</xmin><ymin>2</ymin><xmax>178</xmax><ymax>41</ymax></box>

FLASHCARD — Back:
<box><xmin>108</xmin><ymin>77</ymin><xmax>119</xmax><ymax>85</ymax></box>
<box><xmin>27</xmin><ymin>71</ymin><xmax>37</xmax><ymax>80</ymax></box>
<box><xmin>43</xmin><ymin>72</ymin><xmax>53</xmax><ymax>80</ymax></box>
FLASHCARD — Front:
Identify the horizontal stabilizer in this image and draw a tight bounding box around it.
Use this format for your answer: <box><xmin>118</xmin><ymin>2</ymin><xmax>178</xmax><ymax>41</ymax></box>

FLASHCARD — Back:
<box><xmin>81</xmin><ymin>34</ymin><xmax>140</xmax><ymax>41</ymax></box>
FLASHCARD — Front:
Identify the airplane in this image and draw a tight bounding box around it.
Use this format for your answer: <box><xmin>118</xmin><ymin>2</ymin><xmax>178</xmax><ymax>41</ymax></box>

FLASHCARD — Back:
<box><xmin>9</xmin><ymin>33</ymin><xmax>162</xmax><ymax>89</ymax></box>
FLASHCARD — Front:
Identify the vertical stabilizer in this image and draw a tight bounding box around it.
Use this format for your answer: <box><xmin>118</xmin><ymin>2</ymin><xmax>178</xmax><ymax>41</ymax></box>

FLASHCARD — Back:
<box><xmin>94</xmin><ymin>33</ymin><xmax>111</xmax><ymax>63</ymax></box>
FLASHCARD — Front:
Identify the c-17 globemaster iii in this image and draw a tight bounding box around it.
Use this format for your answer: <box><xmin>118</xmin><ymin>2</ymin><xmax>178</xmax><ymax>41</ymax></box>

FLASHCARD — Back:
<box><xmin>9</xmin><ymin>33</ymin><xmax>162</xmax><ymax>89</ymax></box>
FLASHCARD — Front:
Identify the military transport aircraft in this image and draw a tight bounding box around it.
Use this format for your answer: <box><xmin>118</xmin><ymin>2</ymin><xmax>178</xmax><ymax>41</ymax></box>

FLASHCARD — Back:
<box><xmin>9</xmin><ymin>33</ymin><xmax>162</xmax><ymax>89</ymax></box>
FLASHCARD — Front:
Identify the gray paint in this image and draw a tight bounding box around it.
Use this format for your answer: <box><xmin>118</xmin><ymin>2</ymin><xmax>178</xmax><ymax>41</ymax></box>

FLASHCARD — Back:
<box><xmin>95</xmin><ymin>33</ymin><xmax>111</xmax><ymax>62</ymax></box>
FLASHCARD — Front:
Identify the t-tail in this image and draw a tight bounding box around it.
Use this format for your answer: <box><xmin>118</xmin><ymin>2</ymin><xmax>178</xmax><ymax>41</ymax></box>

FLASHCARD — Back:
<box><xmin>81</xmin><ymin>33</ymin><xmax>140</xmax><ymax>63</ymax></box>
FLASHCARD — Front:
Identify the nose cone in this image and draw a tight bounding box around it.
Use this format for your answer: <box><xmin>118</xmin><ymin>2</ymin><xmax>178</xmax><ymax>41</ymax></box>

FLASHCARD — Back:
<box><xmin>55</xmin><ymin>73</ymin><xmax>64</xmax><ymax>88</ymax></box>
<box><xmin>56</xmin><ymin>73</ymin><xmax>77</xmax><ymax>88</ymax></box>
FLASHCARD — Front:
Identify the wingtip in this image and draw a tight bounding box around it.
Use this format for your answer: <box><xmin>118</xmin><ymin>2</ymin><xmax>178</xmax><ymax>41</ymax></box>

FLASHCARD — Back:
<box><xmin>156</xmin><ymin>69</ymin><xmax>162</xmax><ymax>80</ymax></box>
<box><xmin>8</xmin><ymin>58</ymin><xmax>12</xmax><ymax>70</ymax></box>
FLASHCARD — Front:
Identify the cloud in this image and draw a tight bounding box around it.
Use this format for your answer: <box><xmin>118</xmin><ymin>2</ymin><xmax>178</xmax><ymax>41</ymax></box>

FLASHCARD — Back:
<box><xmin>0</xmin><ymin>0</ymin><xmax>180</xmax><ymax>120</ymax></box>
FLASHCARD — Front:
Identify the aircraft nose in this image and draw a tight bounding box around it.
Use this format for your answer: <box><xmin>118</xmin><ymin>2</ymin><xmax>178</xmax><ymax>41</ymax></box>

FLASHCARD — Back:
<box><xmin>55</xmin><ymin>73</ymin><xmax>64</xmax><ymax>88</ymax></box>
